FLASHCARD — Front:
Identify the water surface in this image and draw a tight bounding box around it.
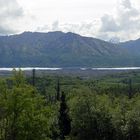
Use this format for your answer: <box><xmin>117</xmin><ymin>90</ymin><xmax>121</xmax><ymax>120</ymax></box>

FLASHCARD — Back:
<box><xmin>0</xmin><ymin>67</ymin><xmax>140</xmax><ymax>71</ymax></box>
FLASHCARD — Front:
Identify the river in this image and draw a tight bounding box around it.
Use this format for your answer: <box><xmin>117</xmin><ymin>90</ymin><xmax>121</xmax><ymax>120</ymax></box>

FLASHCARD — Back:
<box><xmin>0</xmin><ymin>67</ymin><xmax>140</xmax><ymax>71</ymax></box>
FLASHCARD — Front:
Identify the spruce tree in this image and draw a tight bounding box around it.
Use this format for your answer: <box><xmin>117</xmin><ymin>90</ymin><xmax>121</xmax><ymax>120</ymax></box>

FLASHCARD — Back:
<box><xmin>128</xmin><ymin>79</ymin><xmax>132</xmax><ymax>99</ymax></box>
<box><xmin>58</xmin><ymin>92</ymin><xmax>71</xmax><ymax>140</ymax></box>
<box><xmin>32</xmin><ymin>69</ymin><xmax>35</xmax><ymax>86</ymax></box>
<box><xmin>56</xmin><ymin>78</ymin><xmax>60</xmax><ymax>101</ymax></box>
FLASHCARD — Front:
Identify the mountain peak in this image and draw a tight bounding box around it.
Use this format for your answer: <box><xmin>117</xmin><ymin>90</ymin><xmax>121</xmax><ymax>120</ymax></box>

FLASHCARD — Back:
<box><xmin>0</xmin><ymin>31</ymin><xmax>138</xmax><ymax>67</ymax></box>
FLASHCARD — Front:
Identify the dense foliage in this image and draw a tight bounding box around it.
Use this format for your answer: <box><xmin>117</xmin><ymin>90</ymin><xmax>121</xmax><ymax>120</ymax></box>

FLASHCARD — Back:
<box><xmin>0</xmin><ymin>70</ymin><xmax>140</xmax><ymax>140</ymax></box>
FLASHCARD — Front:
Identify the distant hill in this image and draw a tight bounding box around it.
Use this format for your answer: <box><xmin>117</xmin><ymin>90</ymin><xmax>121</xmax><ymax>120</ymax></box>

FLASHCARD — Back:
<box><xmin>0</xmin><ymin>31</ymin><xmax>139</xmax><ymax>67</ymax></box>
<box><xmin>119</xmin><ymin>38</ymin><xmax>140</xmax><ymax>66</ymax></box>
<box><xmin>119</xmin><ymin>38</ymin><xmax>140</xmax><ymax>55</ymax></box>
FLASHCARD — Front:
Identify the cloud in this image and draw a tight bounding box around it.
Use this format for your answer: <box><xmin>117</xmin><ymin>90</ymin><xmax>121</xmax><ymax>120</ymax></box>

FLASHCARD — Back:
<box><xmin>52</xmin><ymin>21</ymin><xmax>59</xmax><ymax>31</ymax></box>
<box><xmin>36</xmin><ymin>0</ymin><xmax>140</xmax><ymax>41</ymax></box>
<box><xmin>0</xmin><ymin>0</ymin><xmax>24</xmax><ymax>35</ymax></box>
<box><xmin>36</xmin><ymin>20</ymin><xmax>100</xmax><ymax>38</ymax></box>
<box><xmin>1</xmin><ymin>0</ymin><xmax>138</xmax><ymax>42</ymax></box>
<box><xmin>121</xmin><ymin>0</ymin><xmax>132</xmax><ymax>9</ymax></box>
<box><xmin>0</xmin><ymin>26</ymin><xmax>16</xmax><ymax>35</ymax></box>
<box><xmin>100</xmin><ymin>15</ymin><xmax>119</xmax><ymax>32</ymax></box>
<box><xmin>99</xmin><ymin>0</ymin><xmax>140</xmax><ymax>41</ymax></box>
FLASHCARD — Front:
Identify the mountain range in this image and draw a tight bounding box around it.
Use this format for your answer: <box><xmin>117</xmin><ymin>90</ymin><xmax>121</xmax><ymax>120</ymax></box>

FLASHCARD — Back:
<box><xmin>0</xmin><ymin>31</ymin><xmax>140</xmax><ymax>67</ymax></box>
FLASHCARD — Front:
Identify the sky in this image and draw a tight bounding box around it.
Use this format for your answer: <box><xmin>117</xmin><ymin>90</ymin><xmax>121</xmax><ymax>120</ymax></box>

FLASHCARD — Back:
<box><xmin>0</xmin><ymin>0</ymin><xmax>140</xmax><ymax>41</ymax></box>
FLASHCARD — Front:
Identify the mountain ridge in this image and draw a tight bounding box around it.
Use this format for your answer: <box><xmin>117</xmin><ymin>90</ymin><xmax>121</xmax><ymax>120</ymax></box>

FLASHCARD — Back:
<box><xmin>0</xmin><ymin>31</ymin><xmax>139</xmax><ymax>67</ymax></box>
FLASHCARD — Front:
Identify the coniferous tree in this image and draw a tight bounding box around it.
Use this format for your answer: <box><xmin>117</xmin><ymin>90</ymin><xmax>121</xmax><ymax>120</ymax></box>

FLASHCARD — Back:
<box><xmin>128</xmin><ymin>79</ymin><xmax>132</xmax><ymax>99</ymax></box>
<box><xmin>32</xmin><ymin>69</ymin><xmax>35</xmax><ymax>86</ymax></box>
<box><xmin>58</xmin><ymin>92</ymin><xmax>71</xmax><ymax>140</ymax></box>
<box><xmin>56</xmin><ymin>78</ymin><xmax>60</xmax><ymax>101</ymax></box>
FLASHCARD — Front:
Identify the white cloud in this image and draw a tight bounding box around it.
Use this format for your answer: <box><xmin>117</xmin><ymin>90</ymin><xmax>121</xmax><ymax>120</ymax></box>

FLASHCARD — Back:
<box><xmin>36</xmin><ymin>0</ymin><xmax>140</xmax><ymax>41</ymax></box>
<box><xmin>99</xmin><ymin>0</ymin><xmax>140</xmax><ymax>41</ymax></box>
<box><xmin>0</xmin><ymin>0</ymin><xmax>140</xmax><ymax>41</ymax></box>
<box><xmin>121</xmin><ymin>0</ymin><xmax>132</xmax><ymax>8</ymax></box>
<box><xmin>0</xmin><ymin>0</ymin><xmax>24</xmax><ymax>35</ymax></box>
<box><xmin>100</xmin><ymin>15</ymin><xmax>119</xmax><ymax>32</ymax></box>
<box><xmin>36</xmin><ymin>20</ymin><xmax>100</xmax><ymax>38</ymax></box>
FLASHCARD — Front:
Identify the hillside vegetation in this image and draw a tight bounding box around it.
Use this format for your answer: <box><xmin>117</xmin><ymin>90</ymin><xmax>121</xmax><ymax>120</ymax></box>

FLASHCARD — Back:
<box><xmin>0</xmin><ymin>70</ymin><xmax>140</xmax><ymax>140</ymax></box>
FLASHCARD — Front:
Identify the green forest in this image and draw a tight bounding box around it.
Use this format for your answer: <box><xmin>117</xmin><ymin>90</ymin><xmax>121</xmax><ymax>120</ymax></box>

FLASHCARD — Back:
<box><xmin>1</xmin><ymin>70</ymin><xmax>140</xmax><ymax>140</ymax></box>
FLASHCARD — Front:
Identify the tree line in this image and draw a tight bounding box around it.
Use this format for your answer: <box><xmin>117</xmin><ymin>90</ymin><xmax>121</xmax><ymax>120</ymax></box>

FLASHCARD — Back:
<box><xmin>0</xmin><ymin>70</ymin><xmax>140</xmax><ymax>140</ymax></box>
